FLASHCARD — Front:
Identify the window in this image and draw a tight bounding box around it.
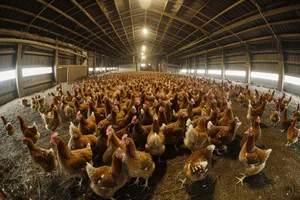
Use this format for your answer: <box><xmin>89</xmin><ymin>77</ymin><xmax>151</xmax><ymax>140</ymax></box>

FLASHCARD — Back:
<box><xmin>251</xmin><ymin>72</ymin><xmax>278</xmax><ymax>81</ymax></box>
<box><xmin>190</xmin><ymin>69</ymin><xmax>195</xmax><ymax>73</ymax></box>
<box><xmin>197</xmin><ymin>69</ymin><xmax>205</xmax><ymax>74</ymax></box>
<box><xmin>285</xmin><ymin>75</ymin><xmax>300</xmax><ymax>86</ymax></box>
<box><xmin>95</xmin><ymin>68</ymin><xmax>100</xmax><ymax>71</ymax></box>
<box><xmin>226</xmin><ymin>70</ymin><xmax>246</xmax><ymax>77</ymax></box>
<box><xmin>0</xmin><ymin>70</ymin><xmax>15</xmax><ymax>82</ymax></box>
<box><xmin>180</xmin><ymin>69</ymin><xmax>187</xmax><ymax>74</ymax></box>
<box><xmin>88</xmin><ymin>68</ymin><xmax>93</xmax><ymax>72</ymax></box>
<box><xmin>22</xmin><ymin>67</ymin><xmax>52</xmax><ymax>77</ymax></box>
<box><xmin>141</xmin><ymin>63</ymin><xmax>146</xmax><ymax>67</ymax></box>
<box><xmin>208</xmin><ymin>70</ymin><xmax>221</xmax><ymax>75</ymax></box>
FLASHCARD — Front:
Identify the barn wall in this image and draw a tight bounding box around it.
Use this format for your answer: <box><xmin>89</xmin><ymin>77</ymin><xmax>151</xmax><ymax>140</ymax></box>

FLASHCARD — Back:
<box><xmin>119</xmin><ymin>63</ymin><xmax>136</xmax><ymax>72</ymax></box>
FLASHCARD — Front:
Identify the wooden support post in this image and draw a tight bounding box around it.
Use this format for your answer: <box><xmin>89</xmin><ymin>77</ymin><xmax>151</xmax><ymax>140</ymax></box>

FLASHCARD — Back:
<box><xmin>245</xmin><ymin>51</ymin><xmax>251</xmax><ymax>84</ymax></box>
<box><xmin>204</xmin><ymin>53</ymin><xmax>208</xmax><ymax>76</ymax></box>
<box><xmin>15</xmin><ymin>44</ymin><xmax>24</xmax><ymax>97</ymax></box>
<box><xmin>186</xmin><ymin>58</ymin><xmax>189</xmax><ymax>74</ymax></box>
<box><xmin>53</xmin><ymin>49</ymin><xmax>58</xmax><ymax>83</ymax></box>
<box><xmin>278</xmin><ymin>40</ymin><xmax>285</xmax><ymax>91</ymax></box>
<box><xmin>221</xmin><ymin>50</ymin><xmax>225</xmax><ymax>80</ymax></box>
<box><xmin>93</xmin><ymin>53</ymin><xmax>96</xmax><ymax>72</ymax></box>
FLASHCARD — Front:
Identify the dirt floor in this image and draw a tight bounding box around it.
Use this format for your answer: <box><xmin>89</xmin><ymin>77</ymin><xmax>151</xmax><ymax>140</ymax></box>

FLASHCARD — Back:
<box><xmin>1</xmin><ymin>78</ymin><xmax>300</xmax><ymax>200</ymax></box>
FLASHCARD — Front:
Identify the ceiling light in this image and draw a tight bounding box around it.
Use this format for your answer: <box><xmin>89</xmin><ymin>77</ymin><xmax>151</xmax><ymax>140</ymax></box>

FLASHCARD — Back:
<box><xmin>142</xmin><ymin>55</ymin><xmax>146</xmax><ymax>60</ymax></box>
<box><xmin>139</xmin><ymin>0</ymin><xmax>152</xmax><ymax>9</ymax></box>
<box><xmin>141</xmin><ymin>52</ymin><xmax>144</xmax><ymax>56</ymax></box>
<box><xmin>143</xmin><ymin>28</ymin><xmax>148</xmax><ymax>35</ymax></box>
<box><xmin>141</xmin><ymin>63</ymin><xmax>146</xmax><ymax>67</ymax></box>
<box><xmin>142</xmin><ymin>45</ymin><xmax>146</xmax><ymax>52</ymax></box>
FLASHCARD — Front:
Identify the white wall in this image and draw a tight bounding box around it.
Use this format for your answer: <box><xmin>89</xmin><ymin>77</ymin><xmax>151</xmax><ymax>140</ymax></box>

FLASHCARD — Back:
<box><xmin>119</xmin><ymin>63</ymin><xmax>136</xmax><ymax>72</ymax></box>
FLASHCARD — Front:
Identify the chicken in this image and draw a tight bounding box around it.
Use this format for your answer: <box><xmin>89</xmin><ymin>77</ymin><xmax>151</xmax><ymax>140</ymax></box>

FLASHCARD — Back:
<box><xmin>31</xmin><ymin>97</ymin><xmax>39</xmax><ymax>110</ymax></box>
<box><xmin>130</xmin><ymin>116</ymin><xmax>151</xmax><ymax>147</ymax></box>
<box><xmin>86</xmin><ymin>100</ymin><xmax>106</xmax><ymax>123</ymax></box>
<box><xmin>17</xmin><ymin>116</ymin><xmax>40</xmax><ymax>143</ymax></box>
<box><xmin>103</xmin><ymin>125</ymin><xmax>124</xmax><ymax>165</ymax></box>
<box><xmin>184</xmin><ymin>117</ymin><xmax>208</xmax><ymax>152</ymax></box>
<box><xmin>120</xmin><ymin>134</ymin><xmax>155</xmax><ymax>190</ymax></box>
<box><xmin>252</xmin><ymin>116</ymin><xmax>261</xmax><ymax>142</ymax></box>
<box><xmin>68</xmin><ymin>122</ymin><xmax>97</xmax><ymax>150</ymax></box>
<box><xmin>247</xmin><ymin>100</ymin><xmax>267</xmax><ymax>122</ymax></box>
<box><xmin>97</xmin><ymin>106</ymin><xmax>119</xmax><ymax>136</ymax></box>
<box><xmin>237</xmin><ymin>93</ymin><xmax>245</xmax><ymax>105</ymax></box>
<box><xmin>145</xmin><ymin>114</ymin><xmax>165</xmax><ymax>160</ymax></box>
<box><xmin>140</xmin><ymin>104</ymin><xmax>153</xmax><ymax>125</ymax></box>
<box><xmin>286</xmin><ymin>119</ymin><xmax>300</xmax><ymax>146</ymax></box>
<box><xmin>208</xmin><ymin>117</ymin><xmax>242</xmax><ymax>155</ymax></box>
<box><xmin>72</xmin><ymin>98</ymin><xmax>88</xmax><ymax>118</ymax></box>
<box><xmin>162</xmin><ymin>112</ymin><xmax>189</xmax><ymax>146</ymax></box>
<box><xmin>41</xmin><ymin>106</ymin><xmax>62</xmax><ymax>131</ymax></box>
<box><xmin>280</xmin><ymin>108</ymin><xmax>293</xmax><ymax>132</ymax></box>
<box><xmin>64</xmin><ymin>105</ymin><xmax>75</xmax><ymax>119</ymax></box>
<box><xmin>22</xmin><ymin>138</ymin><xmax>58</xmax><ymax>173</ymax></box>
<box><xmin>180</xmin><ymin>145</ymin><xmax>215</xmax><ymax>187</ymax></box>
<box><xmin>77</xmin><ymin>111</ymin><xmax>97</xmax><ymax>135</ymax></box>
<box><xmin>22</xmin><ymin>98</ymin><xmax>29</xmax><ymax>107</ymax></box>
<box><xmin>50</xmin><ymin>132</ymin><xmax>93</xmax><ymax>178</ymax></box>
<box><xmin>158</xmin><ymin>106</ymin><xmax>167</xmax><ymax>126</ymax></box>
<box><xmin>218</xmin><ymin>102</ymin><xmax>234</xmax><ymax>126</ymax></box>
<box><xmin>236</xmin><ymin>128</ymin><xmax>272</xmax><ymax>185</ymax></box>
<box><xmin>270</xmin><ymin>100</ymin><xmax>280</xmax><ymax>127</ymax></box>
<box><xmin>118</xmin><ymin>106</ymin><xmax>137</xmax><ymax>130</ymax></box>
<box><xmin>86</xmin><ymin>148</ymin><xmax>128</xmax><ymax>199</ymax></box>
<box><xmin>1</xmin><ymin>116</ymin><xmax>14</xmax><ymax>136</ymax></box>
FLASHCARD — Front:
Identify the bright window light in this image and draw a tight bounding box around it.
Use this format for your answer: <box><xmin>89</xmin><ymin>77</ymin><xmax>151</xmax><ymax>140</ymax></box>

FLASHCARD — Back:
<box><xmin>141</xmin><ymin>63</ymin><xmax>146</xmax><ymax>67</ymax></box>
<box><xmin>95</xmin><ymin>68</ymin><xmax>100</xmax><ymax>71</ymax></box>
<box><xmin>208</xmin><ymin>70</ymin><xmax>221</xmax><ymax>75</ymax></box>
<box><xmin>180</xmin><ymin>69</ymin><xmax>187</xmax><ymax>74</ymax></box>
<box><xmin>143</xmin><ymin>28</ymin><xmax>148</xmax><ymax>35</ymax></box>
<box><xmin>88</xmin><ymin>68</ymin><xmax>93</xmax><ymax>72</ymax></box>
<box><xmin>251</xmin><ymin>72</ymin><xmax>278</xmax><ymax>81</ymax></box>
<box><xmin>0</xmin><ymin>70</ymin><xmax>15</xmax><ymax>82</ymax></box>
<box><xmin>148</xmin><ymin>63</ymin><xmax>151</xmax><ymax>66</ymax></box>
<box><xmin>101</xmin><ymin>67</ymin><xmax>106</xmax><ymax>70</ymax></box>
<box><xmin>197</xmin><ymin>69</ymin><xmax>205</xmax><ymax>74</ymax></box>
<box><xmin>285</xmin><ymin>75</ymin><xmax>300</xmax><ymax>86</ymax></box>
<box><xmin>22</xmin><ymin>67</ymin><xmax>52</xmax><ymax>77</ymax></box>
<box><xmin>226</xmin><ymin>70</ymin><xmax>246</xmax><ymax>77</ymax></box>
<box><xmin>191</xmin><ymin>69</ymin><xmax>195</xmax><ymax>73</ymax></box>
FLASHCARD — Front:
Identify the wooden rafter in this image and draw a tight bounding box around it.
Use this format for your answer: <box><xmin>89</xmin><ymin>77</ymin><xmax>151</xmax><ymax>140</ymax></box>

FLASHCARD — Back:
<box><xmin>169</xmin><ymin>4</ymin><xmax>300</xmax><ymax>57</ymax></box>
<box><xmin>70</xmin><ymin>0</ymin><xmax>128</xmax><ymax>57</ymax></box>
<box><xmin>128</xmin><ymin>0</ymin><xmax>137</xmax><ymax>53</ymax></box>
<box><xmin>96</xmin><ymin>0</ymin><xmax>134</xmax><ymax>54</ymax></box>
<box><xmin>36</xmin><ymin>0</ymin><xmax>126</xmax><ymax>58</ymax></box>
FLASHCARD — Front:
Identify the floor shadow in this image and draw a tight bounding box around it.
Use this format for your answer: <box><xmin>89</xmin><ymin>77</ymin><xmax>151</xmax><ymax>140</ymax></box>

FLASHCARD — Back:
<box><xmin>185</xmin><ymin>176</ymin><xmax>216</xmax><ymax>200</ymax></box>
<box><xmin>245</xmin><ymin>172</ymin><xmax>273</xmax><ymax>188</ymax></box>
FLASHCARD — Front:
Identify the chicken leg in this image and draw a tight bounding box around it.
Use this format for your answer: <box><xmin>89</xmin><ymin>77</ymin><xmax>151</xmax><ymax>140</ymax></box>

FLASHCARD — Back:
<box><xmin>129</xmin><ymin>177</ymin><xmax>140</xmax><ymax>187</ymax></box>
<box><xmin>141</xmin><ymin>178</ymin><xmax>150</xmax><ymax>191</ymax></box>
<box><xmin>235</xmin><ymin>173</ymin><xmax>246</xmax><ymax>185</ymax></box>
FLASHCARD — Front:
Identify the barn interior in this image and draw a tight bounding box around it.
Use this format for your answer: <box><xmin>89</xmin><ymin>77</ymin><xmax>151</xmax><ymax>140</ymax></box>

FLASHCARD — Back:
<box><xmin>0</xmin><ymin>0</ymin><xmax>300</xmax><ymax>199</ymax></box>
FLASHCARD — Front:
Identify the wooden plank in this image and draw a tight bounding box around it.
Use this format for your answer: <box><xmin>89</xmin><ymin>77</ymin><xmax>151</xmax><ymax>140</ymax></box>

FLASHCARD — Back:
<box><xmin>221</xmin><ymin>50</ymin><xmax>225</xmax><ymax>80</ymax></box>
<box><xmin>0</xmin><ymin>50</ymin><xmax>15</xmax><ymax>55</ymax></box>
<box><xmin>226</xmin><ymin>61</ymin><xmax>246</xmax><ymax>64</ymax></box>
<box><xmin>285</xmin><ymin>61</ymin><xmax>300</xmax><ymax>65</ymax></box>
<box><xmin>278</xmin><ymin>40</ymin><xmax>285</xmax><ymax>91</ymax></box>
<box><xmin>53</xmin><ymin>49</ymin><xmax>58</xmax><ymax>83</ymax></box>
<box><xmin>245</xmin><ymin>51</ymin><xmax>251</xmax><ymax>84</ymax></box>
<box><xmin>15</xmin><ymin>44</ymin><xmax>24</xmax><ymax>97</ymax></box>
<box><xmin>251</xmin><ymin>60</ymin><xmax>279</xmax><ymax>63</ymax></box>
<box><xmin>0</xmin><ymin>38</ymin><xmax>86</xmax><ymax>57</ymax></box>
<box><xmin>24</xmin><ymin>51</ymin><xmax>53</xmax><ymax>57</ymax></box>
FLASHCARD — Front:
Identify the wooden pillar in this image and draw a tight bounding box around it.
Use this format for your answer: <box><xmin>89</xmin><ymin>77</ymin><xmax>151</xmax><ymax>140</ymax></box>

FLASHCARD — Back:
<box><xmin>204</xmin><ymin>52</ymin><xmax>208</xmax><ymax>76</ymax></box>
<box><xmin>245</xmin><ymin>51</ymin><xmax>251</xmax><ymax>84</ymax></box>
<box><xmin>53</xmin><ymin>49</ymin><xmax>58</xmax><ymax>83</ymax></box>
<box><xmin>15</xmin><ymin>44</ymin><xmax>24</xmax><ymax>97</ymax></box>
<box><xmin>186</xmin><ymin>58</ymin><xmax>189</xmax><ymax>74</ymax></box>
<box><xmin>278</xmin><ymin>40</ymin><xmax>285</xmax><ymax>91</ymax></box>
<box><xmin>221</xmin><ymin>50</ymin><xmax>225</xmax><ymax>80</ymax></box>
<box><xmin>93</xmin><ymin>53</ymin><xmax>96</xmax><ymax>72</ymax></box>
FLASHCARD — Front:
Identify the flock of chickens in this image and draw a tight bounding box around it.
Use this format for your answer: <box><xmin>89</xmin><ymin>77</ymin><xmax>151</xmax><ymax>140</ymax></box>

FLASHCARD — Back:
<box><xmin>1</xmin><ymin>72</ymin><xmax>299</xmax><ymax>199</ymax></box>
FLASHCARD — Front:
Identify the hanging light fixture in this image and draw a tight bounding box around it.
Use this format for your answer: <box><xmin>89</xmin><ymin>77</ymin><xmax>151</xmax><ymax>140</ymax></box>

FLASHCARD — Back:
<box><xmin>143</xmin><ymin>28</ymin><xmax>148</xmax><ymax>35</ymax></box>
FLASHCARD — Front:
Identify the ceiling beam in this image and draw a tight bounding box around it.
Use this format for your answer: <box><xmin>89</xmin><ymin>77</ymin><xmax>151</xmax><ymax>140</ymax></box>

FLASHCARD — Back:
<box><xmin>70</xmin><ymin>0</ymin><xmax>129</xmax><ymax>57</ymax></box>
<box><xmin>0</xmin><ymin>38</ymin><xmax>87</xmax><ymax>57</ymax></box>
<box><xmin>169</xmin><ymin>18</ymin><xmax>300</xmax><ymax>59</ymax></box>
<box><xmin>96</xmin><ymin>0</ymin><xmax>134</xmax><ymax>54</ymax></box>
<box><xmin>169</xmin><ymin>3</ymin><xmax>300</xmax><ymax>57</ymax></box>
<box><xmin>128</xmin><ymin>0</ymin><xmax>137</xmax><ymax>53</ymax></box>
<box><xmin>0</xmin><ymin>5</ymin><xmax>117</xmax><ymax>56</ymax></box>
<box><xmin>36</xmin><ymin>0</ymin><xmax>125</xmax><ymax>58</ymax></box>
<box><xmin>171</xmin><ymin>0</ymin><xmax>245</xmax><ymax>52</ymax></box>
<box><xmin>151</xmin><ymin>1</ymin><xmax>184</xmax><ymax>54</ymax></box>
<box><xmin>174</xmin><ymin>34</ymin><xmax>300</xmax><ymax>60</ymax></box>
